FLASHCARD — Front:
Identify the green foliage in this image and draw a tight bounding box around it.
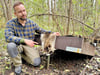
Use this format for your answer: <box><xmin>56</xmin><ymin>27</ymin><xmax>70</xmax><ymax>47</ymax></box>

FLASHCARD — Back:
<box><xmin>97</xmin><ymin>0</ymin><xmax>100</xmax><ymax>5</ymax></box>
<box><xmin>0</xmin><ymin>0</ymin><xmax>99</xmax><ymax>36</ymax></box>
<box><xmin>72</xmin><ymin>0</ymin><xmax>77</xmax><ymax>4</ymax></box>
<box><xmin>0</xmin><ymin>28</ymin><xmax>5</xmax><ymax>40</ymax></box>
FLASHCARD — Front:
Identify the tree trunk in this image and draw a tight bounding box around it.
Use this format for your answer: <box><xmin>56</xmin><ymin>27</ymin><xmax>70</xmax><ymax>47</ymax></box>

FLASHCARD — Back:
<box><xmin>51</xmin><ymin>0</ymin><xmax>62</xmax><ymax>33</ymax></box>
<box><xmin>65</xmin><ymin>0</ymin><xmax>67</xmax><ymax>35</ymax></box>
<box><xmin>48</xmin><ymin>0</ymin><xmax>51</xmax><ymax>26</ymax></box>
<box><xmin>80</xmin><ymin>0</ymin><xmax>85</xmax><ymax>37</ymax></box>
<box><xmin>51</xmin><ymin>0</ymin><xmax>55</xmax><ymax>30</ymax></box>
<box><xmin>0</xmin><ymin>0</ymin><xmax>13</xmax><ymax>22</ymax></box>
<box><xmin>67</xmin><ymin>0</ymin><xmax>72</xmax><ymax>35</ymax></box>
<box><xmin>71</xmin><ymin>2</ymin><xmax>75</xmax><ymax>35</ymax></box>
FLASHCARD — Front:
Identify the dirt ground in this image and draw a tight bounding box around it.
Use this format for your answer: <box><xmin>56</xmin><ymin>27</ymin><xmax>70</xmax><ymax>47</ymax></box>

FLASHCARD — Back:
<box><xmin>0</xmin><ymin>50</ymin><xmax>94</xmax><ymax>75</ymax></box>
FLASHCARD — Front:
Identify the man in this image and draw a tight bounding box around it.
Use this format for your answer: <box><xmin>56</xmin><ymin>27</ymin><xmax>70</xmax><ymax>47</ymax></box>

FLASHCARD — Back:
<box><xmin>5</xmin><ymin>1</ymin><xmax>60</xmax><ymax>75</ymax></box>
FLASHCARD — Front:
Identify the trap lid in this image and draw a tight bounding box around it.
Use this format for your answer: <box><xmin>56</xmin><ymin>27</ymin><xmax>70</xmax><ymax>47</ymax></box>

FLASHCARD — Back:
<box><xmin>55</xmin><ymin>36</ymin><xmax>95</xmax><ymax>56</ymax></box>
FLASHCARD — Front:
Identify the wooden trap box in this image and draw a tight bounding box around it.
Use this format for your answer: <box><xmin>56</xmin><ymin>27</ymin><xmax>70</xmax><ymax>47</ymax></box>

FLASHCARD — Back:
<box><xmin>55</xmin><ymin>36</ymin><xmax>95</xmax><ymax>56</ymax></box>
<box><xmin>34</xmin><ymin>35</ymin><xmax>95</xmax><ymax>56</ymax></box>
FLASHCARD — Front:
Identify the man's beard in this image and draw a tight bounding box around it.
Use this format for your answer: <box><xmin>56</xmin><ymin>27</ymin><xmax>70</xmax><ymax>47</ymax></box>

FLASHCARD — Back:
<box><xmin>20</xmin><ymin>15</ymin><xmax>27</xmax><ymax>21</ymax></box>
<box><xmin>20</xmin><ymin>18</ymin><xmax>27</xmax><ymax>21</ymax></box>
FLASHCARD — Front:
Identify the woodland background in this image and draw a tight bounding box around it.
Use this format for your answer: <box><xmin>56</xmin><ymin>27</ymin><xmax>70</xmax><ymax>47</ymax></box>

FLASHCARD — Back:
<box><xmin>0</xmin><ymin>0</ymin><xmax>100</xmax><ymax>36</ymax></box>
<box><xmin>0</xmin><ymin>0</ymin><xmax>100</xmax><ymax>74</ymax></box>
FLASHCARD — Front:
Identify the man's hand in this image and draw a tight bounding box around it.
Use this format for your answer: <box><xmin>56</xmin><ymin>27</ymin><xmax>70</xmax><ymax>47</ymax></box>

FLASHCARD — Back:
<box><xmin>24</xmin><ymin>39</ymin><xmax>38</xmax><ymax>47</ymax></box>
<box><xmin>53</xmin><ymin>32</ymin><xmax>60</xmax><ymax>36</ymax></box>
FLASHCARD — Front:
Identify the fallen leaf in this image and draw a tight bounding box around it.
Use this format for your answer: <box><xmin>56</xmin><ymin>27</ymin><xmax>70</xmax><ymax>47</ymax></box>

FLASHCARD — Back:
<box><xmin>96</xmin><ymin>58</ymin><xmax>100</xmax><ymax>62</ymax></box>
<box><xmin>64</xmin><ymin>69</ymin><xmax>70</xmax><ymax>73</ymax></box>
<box><xmin>22</xmin><ymin>68</ymin><xmax>26</xmax><ymax>72</ymax></box>
<box><xmin>10</xmin><ymin>72</ymin><xmax>14</xmax><ymax>75</ymax></box>
<box><xmin>5</xmin><ymin>66</ymin><xmax>9</xmax><ymax>69</ymax></box>
<box><xmin>5</xmin><ymin>61</ymin><xmax>10</xmax><ymax>64</ymax></box>
<box><xmin>40</xmin><ymin>65</ymin><xmax>44</xmax><ymax>69</ymax></box>
<box><xmin>53</xmin><ymin>69</ymin><xmax>59</xmax><ymax>73</ymax></box>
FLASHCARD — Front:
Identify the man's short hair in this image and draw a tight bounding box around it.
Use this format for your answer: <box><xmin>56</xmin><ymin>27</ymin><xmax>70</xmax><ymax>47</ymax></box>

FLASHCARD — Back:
<box><xmin>13</xmin><ymin>1</ymin><xmax>24</xmax><ymax>9</ymax></box>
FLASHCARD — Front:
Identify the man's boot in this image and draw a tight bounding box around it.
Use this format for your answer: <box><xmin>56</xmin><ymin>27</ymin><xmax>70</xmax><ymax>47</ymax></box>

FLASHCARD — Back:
<box><xmin>7</xmin><ymin>43</ymin><xmax>22</xmax><ymax>75</ymax></box>
<box><xmin>15</xmin><ymin>66</ymin><xmax>22</xmax><ymax>75</ymax></box>
<box><xmin>11</xmin><ymin>53</ymin><xmax>22</xmax><ymax>75</ymax></box>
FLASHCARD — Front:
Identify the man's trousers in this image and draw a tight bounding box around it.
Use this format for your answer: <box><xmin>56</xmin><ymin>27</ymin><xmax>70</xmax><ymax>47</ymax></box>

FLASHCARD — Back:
<box><xmin>7</xmin><ymin>42</ymin><xmax>41</xmax><ymax>67</ymax></box>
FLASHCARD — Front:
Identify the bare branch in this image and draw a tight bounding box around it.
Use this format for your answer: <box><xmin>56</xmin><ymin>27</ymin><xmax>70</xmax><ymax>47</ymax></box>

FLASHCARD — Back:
<box><xmin>28</xmin><ymin>13</ymin><xmax>95</xmax><ymax>30</ymax></box>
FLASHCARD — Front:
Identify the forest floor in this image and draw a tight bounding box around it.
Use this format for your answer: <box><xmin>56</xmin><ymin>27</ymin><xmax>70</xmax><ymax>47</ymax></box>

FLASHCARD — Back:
<box><xmin>0</xmin><ymin>39</ymin><xmax>100</xmax><ymax>75</ymax></box>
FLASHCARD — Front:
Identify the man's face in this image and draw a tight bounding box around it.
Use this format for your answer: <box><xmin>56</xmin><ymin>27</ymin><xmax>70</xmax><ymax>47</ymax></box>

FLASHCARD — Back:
<box><xmin>14</xmin><ymin>4</ymin><xmax>27</xmax><ymax>21</ymax></box>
